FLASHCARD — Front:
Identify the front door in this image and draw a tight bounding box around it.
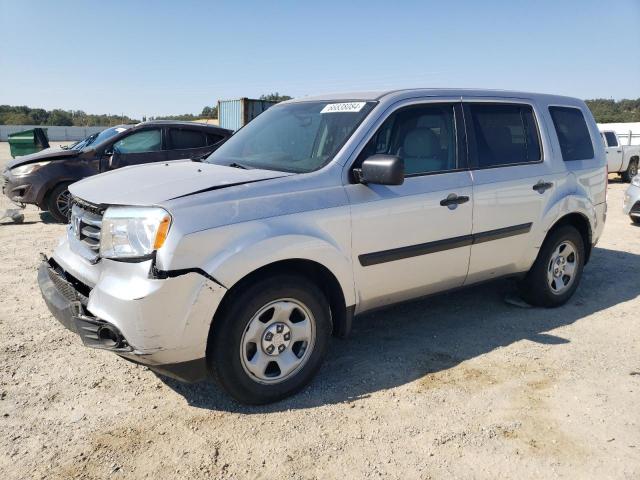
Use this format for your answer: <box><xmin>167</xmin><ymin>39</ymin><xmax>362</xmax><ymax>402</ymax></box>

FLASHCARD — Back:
<box><xmin>346</xmin><ymin>101</ymin><xmax>473</xmax><ymax>312</ymax></box>
<box><xmin>107</xmin><ymin>128</ymin><xmax>166</xmax><ymax>170</ymax></box>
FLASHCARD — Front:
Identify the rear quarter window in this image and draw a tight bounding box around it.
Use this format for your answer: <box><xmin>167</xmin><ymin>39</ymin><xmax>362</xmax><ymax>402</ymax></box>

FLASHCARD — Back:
<box><xmin>206</xmin><ymin>133</ymin><xmax>225</xmax><ymax>145</ymax></box>
<box><xmin>548</xmin><ymin>107</ymin><xmax>595</xmax><ymax>161</ymax></box>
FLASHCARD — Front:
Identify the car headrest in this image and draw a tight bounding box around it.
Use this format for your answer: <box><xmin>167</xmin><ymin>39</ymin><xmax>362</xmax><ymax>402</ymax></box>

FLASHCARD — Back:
<box><xmin>403</xmin><ymin>128</ymin><xmax>439</xmax><ymax>158</ymax></box>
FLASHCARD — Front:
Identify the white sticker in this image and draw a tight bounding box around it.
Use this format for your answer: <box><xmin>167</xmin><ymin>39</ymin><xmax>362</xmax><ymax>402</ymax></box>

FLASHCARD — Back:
<box><xmin>320</xmin><ymin>102</ymin><xmax>366</xmax><ymax>114</ymax></box>
<box><xmin>115</xmin><ymin>127</ymin><xmax>127</xmax><ymax>133</ymax></box>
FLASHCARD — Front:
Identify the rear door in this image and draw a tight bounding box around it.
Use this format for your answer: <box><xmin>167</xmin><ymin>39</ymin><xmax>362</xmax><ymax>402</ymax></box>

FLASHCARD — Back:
<box><xmin>108</xmin><ymin>128</ymin><xmax>166</xmax><ymax>169</ymax></box>
<box><xmin>166</xmin><ymin>127</ymin><xmax>222</xmax><ymax>160</ymax></box>
<box><xmin>463</xmin><ymin>99</ymin><xmax>565</xmax><ymax>284</ymax></box>
<box><xmin>602</xmin><ymin>131</ymin><xmax>623</xmax><ymax>172</ymax></box>
<box><xmin>346</xmin><ymin>100</ymin><xmax>473</xmax><ymax>312</ymax></box>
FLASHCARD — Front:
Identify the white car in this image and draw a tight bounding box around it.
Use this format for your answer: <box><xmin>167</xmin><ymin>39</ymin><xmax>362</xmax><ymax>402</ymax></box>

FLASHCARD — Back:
<box><xmin>38</xmin><ymin>89</ymin><xmax>607</xmax><ymax>404</ymax></box>
<box><xmin>623</xmin><ymin>175</ymin><xmax>640</xmax><ymax>224</ymax></box>
<box><xmin>600</xmin><ymin>129</ymin><xmax>640</xmax><ymax>182</ymax></box>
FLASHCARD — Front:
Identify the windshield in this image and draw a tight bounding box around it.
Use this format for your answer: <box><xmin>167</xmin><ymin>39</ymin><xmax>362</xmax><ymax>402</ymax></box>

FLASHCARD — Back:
<box><xmin>77</xmin><ymin>126</ymin><xmax>130</xmax><ymax>151</ymax></box>
<box><xmin>70</xmin><ymin>133</ymin><xmax>98</xmax><ymax>150</ymax></box>
<box><xmin>206</xmin><ymin>101</ymin><xmax>376</xmax><ymax>173</ymax></box>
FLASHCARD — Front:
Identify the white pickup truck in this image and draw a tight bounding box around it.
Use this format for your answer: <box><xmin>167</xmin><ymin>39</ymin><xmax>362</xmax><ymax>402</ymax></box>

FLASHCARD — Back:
<box><xmin>600</xmin><ymin>129</ymin><xmax>640</xmax><ymax>181</ymax></box>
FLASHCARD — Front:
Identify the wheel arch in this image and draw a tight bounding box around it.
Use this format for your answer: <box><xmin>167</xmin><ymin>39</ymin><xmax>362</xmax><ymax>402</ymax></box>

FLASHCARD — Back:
<box><xmin>546</xmin><ymin>212</ymin><xmax>593</xmax><ymax>264</ymax></box>
<box><xmin>39</xmin><ymin>178</ymin><xmax>76</xmax><ymax>208</ymax></box>
<box><xmin>210</xmin><ymin>258</ymin><xmax>353</xmax><ymax>340</ymax></box>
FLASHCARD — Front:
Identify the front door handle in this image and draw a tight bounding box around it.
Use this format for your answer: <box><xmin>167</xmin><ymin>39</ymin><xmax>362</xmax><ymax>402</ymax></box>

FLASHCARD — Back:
<box><xmin>440</xmin><ymin>194</ymin><xmax>470</xmax><ymax>209</ymax></box>
<box><xmin>532</xmin><ymin>181</ymin><xmax>553</xmax><ymax>193</ymax></box>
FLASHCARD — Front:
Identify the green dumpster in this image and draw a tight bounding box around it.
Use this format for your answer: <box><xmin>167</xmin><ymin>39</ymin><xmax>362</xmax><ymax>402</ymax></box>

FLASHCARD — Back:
<box><xmin>8</xmin><ymin>128</ymin><xmax>50</xmax><ymax>158</ymax></box>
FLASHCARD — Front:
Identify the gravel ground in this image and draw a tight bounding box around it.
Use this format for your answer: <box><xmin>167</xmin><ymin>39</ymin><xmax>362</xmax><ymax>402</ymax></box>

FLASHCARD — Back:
<box><xmin>1</xmin><ymin>142</ymin><xmax>639</xmax><ymax>479</ymax></box>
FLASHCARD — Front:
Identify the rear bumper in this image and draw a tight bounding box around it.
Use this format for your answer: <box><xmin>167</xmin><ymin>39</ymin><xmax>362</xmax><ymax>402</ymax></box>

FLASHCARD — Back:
<box><xmin>37</xmin><ymin>255</ymin><xmax>224</xmax><ymax>383</ymax></box>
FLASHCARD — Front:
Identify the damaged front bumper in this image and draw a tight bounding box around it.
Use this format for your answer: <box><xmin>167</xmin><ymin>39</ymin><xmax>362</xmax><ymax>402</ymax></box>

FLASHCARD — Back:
<box><xmin>37</xmin><ymin>250</ymin><xmax>227</xmax><ymax>383</ymax></box>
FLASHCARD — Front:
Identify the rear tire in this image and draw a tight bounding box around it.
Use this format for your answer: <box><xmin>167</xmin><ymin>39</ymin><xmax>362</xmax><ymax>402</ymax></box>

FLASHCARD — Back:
<box><xmin>46</xmin><ymin>183</ymin><xmax>72</xmax><ymax>223</ymax></box>
<box><xmin>622</xmin><ymin>159</ymin><xmax>638</xmax><ymax>183</ymax></box>
<box><xmin>631</xmin><ymin>216</ymin><xmax>640</xmax><ymax>225</ymax></box>
<box><xmin>519</xmin><ymin>225</ymin><xmax>585</xmax><ymax>307</ymax></box>
<box><xmin>207</xmin><ymin>274</ymin><xmax>332</xmax><ymax>404</ymax></box>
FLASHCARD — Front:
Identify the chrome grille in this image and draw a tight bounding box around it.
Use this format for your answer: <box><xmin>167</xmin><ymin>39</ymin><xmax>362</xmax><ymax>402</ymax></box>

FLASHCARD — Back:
<box><xmin>69</xmin><ymin>199</ymin><xmax>104</xmax><ymax>262</ymax></box>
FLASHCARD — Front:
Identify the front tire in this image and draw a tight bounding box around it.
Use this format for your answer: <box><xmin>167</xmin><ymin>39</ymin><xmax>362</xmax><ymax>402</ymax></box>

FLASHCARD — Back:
<box><xmin>46</xmin><ymin>183</ymin><xmax>72</xmax><ymax>223</ymax></box>
<box><xmin>207</xmin><ymin>275</ymin><xmax>332</xmax><ymax>404</ymax></box>
<box><xmin>519</xmin><ymin>225</ymin><xmax>585</xmax><ymax>307</ymax></box>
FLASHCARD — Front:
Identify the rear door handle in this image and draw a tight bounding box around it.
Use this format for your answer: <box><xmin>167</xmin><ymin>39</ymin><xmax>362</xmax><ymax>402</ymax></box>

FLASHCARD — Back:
<box><xmin>532</xmin><ymin>181</ymin><xmax>553</xmax><ymax>193</ymax></box>
<box><xmin>440</xmin><ymin>194</ymin><xmax>470</xmax><ymax>209</ymax></box>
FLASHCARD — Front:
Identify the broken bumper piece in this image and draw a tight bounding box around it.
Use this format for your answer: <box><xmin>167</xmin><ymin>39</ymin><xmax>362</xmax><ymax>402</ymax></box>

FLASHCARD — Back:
<box><xmin>37</xmin><ymin>256</ymin><xmax>227</xmax><ymax>382</ymax></box>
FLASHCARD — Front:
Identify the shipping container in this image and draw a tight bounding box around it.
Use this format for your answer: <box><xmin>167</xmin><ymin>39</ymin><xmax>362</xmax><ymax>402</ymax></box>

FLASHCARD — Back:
<box><xmin>217</xmin><ymin>98</ymin><xmax>277</xmax><ymax>131</ymax></box>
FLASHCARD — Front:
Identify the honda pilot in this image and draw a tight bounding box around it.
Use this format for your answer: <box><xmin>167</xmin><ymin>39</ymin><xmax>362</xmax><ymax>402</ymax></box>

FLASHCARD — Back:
<box><xmin>37</xmin><ymin>89</ymin><xmax>607</xmax><ymax>404</ymax></box>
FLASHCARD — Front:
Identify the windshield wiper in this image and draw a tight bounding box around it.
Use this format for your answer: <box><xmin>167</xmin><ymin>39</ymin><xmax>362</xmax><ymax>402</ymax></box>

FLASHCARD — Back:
<box><xmin>228</xmin><ymin>162</ymin><xmax>251</xmax><ymax>170</ymax></box>
<box><xmin>190</xmin><ymin>153</ymin><xmax>208</xmax><ymax>162</ymax></box>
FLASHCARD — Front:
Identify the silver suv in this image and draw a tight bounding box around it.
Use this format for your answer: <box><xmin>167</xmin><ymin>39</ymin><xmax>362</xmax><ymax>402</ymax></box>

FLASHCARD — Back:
<box><xmin>38</xmin><ymin>89</ymin><xmax>607</xmax><ymax>404</ymax></box>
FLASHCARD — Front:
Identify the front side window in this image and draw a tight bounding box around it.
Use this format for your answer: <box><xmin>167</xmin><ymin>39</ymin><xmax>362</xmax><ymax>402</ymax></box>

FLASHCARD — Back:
<box><xmin>548</xmin><ymin>106</ymin><xmax>594</xmax><ymax>161</ymax></box>
<box><xmin>113</xmin><ymin>129</ymin><xmax>161</xmax><ymax>154</ymax></box>
<box><xmin>467</xmin><ymin>103</ymin><xmax>542</xmax><ymax>168</ymax></box>
<box><xmin>604</xmin><ymin>131</ymin><xmax>618</xmax><ymax>147</ymax></box>
<box><xmin>356</xmin><ymin>104</ymin><xmax>457</xmax><ymax>175</ymax></box>
<box><xmin>169</xmin><ymin>128</ymin><xmax>207</xmax><ymax>149</ymax></box>
<box><xmin>206</xmin><ymin>101</ymin><xmax>375</xmax><ymax>173</ymax></box>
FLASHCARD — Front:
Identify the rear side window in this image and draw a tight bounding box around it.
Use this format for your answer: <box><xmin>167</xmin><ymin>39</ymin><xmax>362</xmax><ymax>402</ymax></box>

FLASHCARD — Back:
<box><xmin>169</xmin><ymin>129</ymin><xmax>207</xmax><ymax>149</ymax></box>
<box><xmin>548</xmin><ymin>107</ymin><xmax>595</xmax><ymax>161</ymax></box>
<box><xmin>604</xmin><ymin>131</ymin><xmax>618</xmax><ymax>147</ymax></box>
<box><xmin>467</xmin><ymin>103</ymin><xmax>541</xmax><ymax>168</ymax></box>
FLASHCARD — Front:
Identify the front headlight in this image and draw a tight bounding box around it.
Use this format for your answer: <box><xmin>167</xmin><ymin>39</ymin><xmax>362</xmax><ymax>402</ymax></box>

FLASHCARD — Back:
<box><xmin>11</xmin><ymin>161</ymin><xmax>50</xmax><ymax>176</ymax></box>
<box><xmin>100</xmin><ymin>206</ymin><xmax>172</xmax><ymax>259</ymax></box>
<box><xmin>632</xmin><ymin>176</ymin><xmax>640</xmax><ymax>187</ymax></box>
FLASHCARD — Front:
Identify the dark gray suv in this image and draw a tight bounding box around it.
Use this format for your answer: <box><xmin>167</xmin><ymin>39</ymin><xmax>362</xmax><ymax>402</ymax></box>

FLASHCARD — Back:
<box><xmin>2</xmin><ymin>121</ymin><xmax>232</xmax><ymax>222</ymax></box>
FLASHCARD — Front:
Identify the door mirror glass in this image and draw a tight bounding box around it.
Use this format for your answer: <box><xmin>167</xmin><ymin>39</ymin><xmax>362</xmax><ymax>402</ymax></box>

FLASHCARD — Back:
<box><xmin>356</xmin><ymin>155</ymin><xmax>404</xmax><ymax>185</ymax></box>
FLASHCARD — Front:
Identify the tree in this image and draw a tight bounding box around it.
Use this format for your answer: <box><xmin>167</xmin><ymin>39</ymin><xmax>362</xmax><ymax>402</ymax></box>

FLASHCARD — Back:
<box><xmin>47</xmin><ymin>109</ymin><xmax>73</xmax><ymax>126</ymax></box>
<box><xmin>201</xmin><ymin>105</ymin><xmax>218</xmax><ymax>118</ymax></box>
<box><xmin>260</xmin><ymin>92</ymin><xmax>292</xmax><ymax>103</ymax></box>
<box><xmin>3</xmin><ymin>112</ymin><xmax>31</xmax><ymax>125</ymax></box>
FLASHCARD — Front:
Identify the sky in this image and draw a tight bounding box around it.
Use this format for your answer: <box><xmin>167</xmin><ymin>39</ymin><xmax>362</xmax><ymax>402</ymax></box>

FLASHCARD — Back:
<box><xmin>1</xmin><ymin>0</ymin><xmax>639</xmax><ymax>118</ymax></box>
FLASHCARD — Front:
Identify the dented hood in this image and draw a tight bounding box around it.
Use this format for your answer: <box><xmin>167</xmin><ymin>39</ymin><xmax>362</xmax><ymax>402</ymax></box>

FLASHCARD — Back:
<box><xmin>69</xmin><ymin>160</ymin><xmax>293</xmax><ymax>206</ymax></box>
<box><xmin>6</xmin><ymin>146</ymin><xmax>81</xmax><ymax>170</ymax></box>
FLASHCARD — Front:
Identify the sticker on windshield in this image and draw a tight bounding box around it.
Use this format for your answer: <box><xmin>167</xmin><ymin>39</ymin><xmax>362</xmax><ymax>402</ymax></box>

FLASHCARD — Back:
<box><xmin>115</xmin><ymin>127</ymin><xmax>127</xmax><ymax>133</ymax></box>
<box><xmin>321</xmin><ymin>102</ymin><xmax>366</xmax><ymax>114</ymax></box>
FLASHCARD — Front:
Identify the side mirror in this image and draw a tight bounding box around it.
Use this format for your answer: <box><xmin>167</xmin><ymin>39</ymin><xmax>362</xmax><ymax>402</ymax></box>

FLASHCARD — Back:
<box><xmin>354</xmin><ymin>155</ymin><xmax>404</xmax><ymax>186</ymax></box>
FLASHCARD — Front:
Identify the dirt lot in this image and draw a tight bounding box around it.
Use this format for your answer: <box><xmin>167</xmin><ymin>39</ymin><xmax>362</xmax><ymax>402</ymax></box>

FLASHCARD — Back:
<box><xmin>1</xmin><ymin>142</ymin><xmax>639</xmax><ymax>479</ymax></box>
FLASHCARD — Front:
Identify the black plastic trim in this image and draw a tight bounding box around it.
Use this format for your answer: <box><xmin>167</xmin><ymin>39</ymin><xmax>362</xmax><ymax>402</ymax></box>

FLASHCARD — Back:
<box><xmin>151</xmin><ymin>265</ymin><xmax>225</xmax><ymax>288</ymax></box>
<box><xmin>472</xmin><ymin>222</ymin><xmax>532</xmax><ymax>245</ymax></box>
<box><xmin>119</xmin><ymin>355</ymin><xmax>209</xmax><ymax>383</ymax></box>
<box><xmin>359</xmin><ymin>222</ymin><xmax>533</xmax><ymax>266</ymax></box>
